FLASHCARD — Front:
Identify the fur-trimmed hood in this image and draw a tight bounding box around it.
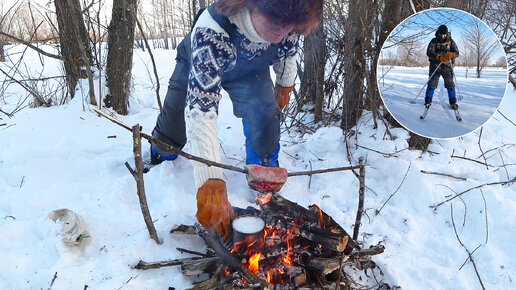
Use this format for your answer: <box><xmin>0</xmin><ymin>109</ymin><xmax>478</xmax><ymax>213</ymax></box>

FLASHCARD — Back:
<box><xmin>214</xmin><ymin>0</ymin><xmax>323</xmax><ymax>35</ymax></box>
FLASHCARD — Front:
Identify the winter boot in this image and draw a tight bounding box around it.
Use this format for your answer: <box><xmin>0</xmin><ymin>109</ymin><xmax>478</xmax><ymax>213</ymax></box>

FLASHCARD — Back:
<box><xmin>150</xmin><ymin>143</ymin><xmax>178</xmax><ymax>165</ymax></box>
<box><xmin>447</xmin><ymin>87</ymin><xmax>458</xmax><ymax>110</ymax></box>
<box><xmin>424</xmin><ymin>87</ymin><xmax>434</xmax><ymax>108</ymax></box>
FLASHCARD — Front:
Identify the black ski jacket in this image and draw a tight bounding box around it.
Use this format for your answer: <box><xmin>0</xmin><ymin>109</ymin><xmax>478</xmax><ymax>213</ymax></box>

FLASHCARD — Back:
<box><xmin>426</xmin><ymin>31</ymin><xmax>459</xmax><ymax>66</ymax></box>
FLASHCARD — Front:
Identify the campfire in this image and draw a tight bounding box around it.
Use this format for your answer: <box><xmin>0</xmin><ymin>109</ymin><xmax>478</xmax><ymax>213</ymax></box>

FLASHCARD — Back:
<box><xmin>137</xmin><ymin>193</ymin><xmax>385</xmax><ymax>289</ymax></box>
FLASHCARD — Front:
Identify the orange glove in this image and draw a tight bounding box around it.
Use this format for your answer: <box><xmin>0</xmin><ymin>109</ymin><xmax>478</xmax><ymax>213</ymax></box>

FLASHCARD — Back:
<box><xmin>196</xmin><ymin>179</ymin><xmax>235</xmax><ymax>240</ymax></box>
<box><xmin>274</xmin><ymin>85</ymin><xmax>294</xmax><ymax>110</ymax></box>
<box><xmin>437</xmin><ymin>52</ymin><xmax>455</xmax><ymax>63</ymax></box>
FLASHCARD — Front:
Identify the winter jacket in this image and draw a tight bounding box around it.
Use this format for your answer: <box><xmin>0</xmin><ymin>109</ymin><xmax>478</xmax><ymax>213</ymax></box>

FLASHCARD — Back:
<box><xmin>426</xmin><ymin>31</ymin><xmax>459</xmax><ymax>66</ymax></box>
<box><xmin>184</xmin><ymin>5</ymin><xmax>299</xmax><ymax>187</ymax></box>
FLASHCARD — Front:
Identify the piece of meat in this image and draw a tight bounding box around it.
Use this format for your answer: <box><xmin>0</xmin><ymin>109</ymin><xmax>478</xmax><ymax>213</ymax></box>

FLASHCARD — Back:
<box><xmin>244</xmin><ymin>164</ymin><xmax>288</xmax><ymax>193</ymax></box>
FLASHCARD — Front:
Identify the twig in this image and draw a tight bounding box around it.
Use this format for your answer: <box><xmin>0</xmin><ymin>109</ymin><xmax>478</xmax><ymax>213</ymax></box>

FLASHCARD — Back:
<box><xmin>49</xmin><ymin>272</ymin><xmax>58</xmax><ymax>288</ymax></box>
<box><xmin>134</xmin><ymin>257</ymin><xmax>203</xmax><ymax>270</ymax></box>
<box><xmin>450</xmin><ymin>204</ymin><xmax>486</xmax><ymax>290</ymax></box>
<box><xmin>176</xmin><ymin>247</ymin><xmax>209</xmax><ymax>258</ymax></box>
<box><xmin>125</xmin><ymin>124</ymin><xmax>160</xmax><ymax>244</ymax></box>
<box><xmin>432</xmin><ymin>176</ymin><xmax>516</xmax><ymax>209</ymax></box>
<box><xmin>451</xmin><ymin>154</ymin><xmax>492</xmax><ymax>167</ymax></box>
<box><xmin>356</xmin><ymin>144</ymin><xmax>407</xmax><ymax>157</ymax></box>
<box><xmin>376</xmin><ymin>161</ymin><xmax>411</xmax><ymax>215</ymax></box>
<box><xmin>478</xmin><ymin>128</ymin><xmax>488</xmax><ymax>170</ymax></box>
<box><xmin>420</xmin><ymin>170</ymin><xmax>467</xmax><ymax>181</ymax></box>
<box><xmin>480</xmin><ymin>189</ymin><xmax>489</xmax><ymax>244</ymax></box>
<box><xmin>498</xmin><ymin>110</ymin><xmax>516</xmax><ymax>127</ymax></box>
<box><xmin>0</xmin><ymin>31</ymin><xmax>61</xmax><ymax>60</ymax></box>
<box><xmin>353</xmin><ymin>157</ymin><xmax>365</xmax><ymax>240</ymax></box>
<box><xmin>308</xmin><ymin>160</ymin><xmax>313</xmax><ymax>189</ymax></box>
<box><xmin>135</xmin><ymin>18</ymin><xmax>162</xmax><ymax>112</ymax></box>
<box><xmin>288</xmin><ymin>165</ymin><xmax>364</xmax><ymax>177</ymax></box>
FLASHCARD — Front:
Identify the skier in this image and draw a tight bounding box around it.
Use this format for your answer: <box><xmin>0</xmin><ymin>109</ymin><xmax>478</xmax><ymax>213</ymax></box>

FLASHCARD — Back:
<box><xmin>149</xmin><ymin>0</ymin><xmax>323</xmax><ymax>240</ymax></box>
<box><xmin>425</xmin><ymin>24</ymin><xmax>460</xmax><ymax>109</ymax></box>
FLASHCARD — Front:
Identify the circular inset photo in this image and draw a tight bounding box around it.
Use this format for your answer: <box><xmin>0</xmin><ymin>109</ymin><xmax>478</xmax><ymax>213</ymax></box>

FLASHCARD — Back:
<box><xmin>377</xmin><ymin>8</ymin><xmax>508</xmax><ymax>139</ymax></box>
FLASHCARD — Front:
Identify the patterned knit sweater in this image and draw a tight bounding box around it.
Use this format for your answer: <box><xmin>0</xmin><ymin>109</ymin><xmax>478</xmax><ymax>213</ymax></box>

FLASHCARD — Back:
<box><xmin>185</xmin><ymin>8</ymin><xmax>299</xmax><ymax>188</ymax></box>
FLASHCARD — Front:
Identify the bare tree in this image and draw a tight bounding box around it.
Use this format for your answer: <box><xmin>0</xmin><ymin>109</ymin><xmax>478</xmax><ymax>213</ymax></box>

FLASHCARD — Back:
<box><xmin>54</xmin><ymin>0</ymin><xmax>92</xmax><ymax>99</ymax></box>
<box><xmin>105</xmin><ymin>0</ymin><xmax>138</xmax><ymax>115</ymax></box>
<box><xmin>462</xmin><ymin>20</ymin><xmax>499</xmax><ymax>78</ymax></box>
<box><xmin>340</xmin><ymin>0</ymin><xmax>366</xmax><ymax>131</ymax></box>
<box><xmin>299</xmin><ymin>23</ymin><xmax>326</xmax><ymax>122</ymax></box>
<box><xmin>0</xmin><ymin>1</ymin><xmax>5</xmax><ymax>62</ymax></box>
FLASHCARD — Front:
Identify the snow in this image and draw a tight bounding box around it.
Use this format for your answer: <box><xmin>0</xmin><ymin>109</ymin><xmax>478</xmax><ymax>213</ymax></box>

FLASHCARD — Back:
<box><xmin>1</xmin><ymin>45</ymin><xmax>516</xmax><ymax>289</ymax></box>
<box><xmin>378</xmin><ymin>65</ymin><xmax>507</xmax><ymax>139</ymax></box>
<box><xmin>232</xmin><ymin>216</ymin><xmax>265</xmax><ymax>234</ymax></box>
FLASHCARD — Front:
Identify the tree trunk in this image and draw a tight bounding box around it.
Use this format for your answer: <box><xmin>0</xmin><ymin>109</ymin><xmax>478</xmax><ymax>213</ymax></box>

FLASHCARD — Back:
<box><xmin>299</xmin><ymin>24</ymin><xmax>326</xmax><ymax>122</ymax></box>
<box><xmin>105</xmin><ymin>0</ymin><xmax>138</xmax><ymax>115</ymax></box>
<box><xmin>0</xmin><ymin>41</ymin><xmax>4</xmax><ymax>62</ymax></box>
<box><xmin>54</xmin><ymin>0</ymin><xmax>92</xmax><ymax>99</ymax></box>
<box><xmin>340</xmin><ymin>0</ymin><xmax>366</xmax><ymax>131</ymax></box>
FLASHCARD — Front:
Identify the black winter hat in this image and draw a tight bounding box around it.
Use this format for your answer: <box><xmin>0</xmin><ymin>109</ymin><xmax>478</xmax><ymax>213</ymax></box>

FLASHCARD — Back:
<box><xmin>437</xmin><ymin>25</ymin><xmax>448</xmax><ymax>34</ymax></box>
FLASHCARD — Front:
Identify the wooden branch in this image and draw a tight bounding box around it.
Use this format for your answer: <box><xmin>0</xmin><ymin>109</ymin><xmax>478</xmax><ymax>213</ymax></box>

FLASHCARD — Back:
<box><xmin>176</xmin><ymin>247</ymin><xmax>209</xmax><ymax>258</ymax></box>
<box><xmin>0</xmin><ymin>67</ymin><xmax>50</xmax><ymax>107</ymax></box>
<box><xmin>92</xmin><ymin>107</ymin><xmax>247</xmax><ymax>174</ymax></box>
<box><xmin>350</xmin><ymin>244</ymin><xmax>385</xmax><ymax>258</ymax></box>
<box><xmin>288</xmin><ymin>164</ymin><xmax>364</xmax><ymax>177</ymax></box>
<box><xmin>376</xmin><ymin>161</ymin><xmax>412</xmax><ymax>215</ymax></box>
<box><xmin>420</xmin><ymin>170</ymin><xmax>467</xmax><ymax>181</ymax></box>
<box><xmin>498</xmin><ymin>110</ymin><xmax>516</xmax><ymax>127</ymax></box>
<box><xmin>478</xmin><ymin>128</ymin><xmax>488</xmax><ymax>170</ymax></box>
<box><xmin>0</xmin><ymin>31</ymin><xmax>62</xmax><ymax>60</ymax></box>
<box><xmin>126</xmin><ymin>124</ymin><xmax>160</xmax><ymax>244</ymax></box>
<box><xmin>451</xmin><ymin>154</ymin><xmax>492</xmax><ymax>167</ymax></box>
<box><xmin>93</xmin><ymin>107</ymin><xmax>362</xmax><ymax>178</ymax></box>
<box><xmin>353</xmin><ymin>157</ymin><xmax>365</xmax><ymax>240</ymax></box>
<box><xmin>134</xmin><ymin>257</ymin><xmax>202</xmax><ymax>270</ymax></box>
<box><xmin>135</xmin><ymin>18</ymin><xmax>162</xmax><ymax>112</ymax></box>
<box><xmin>432</xmin><ymin>176</ymin><xmax>516</xmax><ymax>209</ymax></box>
<box><xmin>450</xmin><ymin>204</ymin><xmax>486</xmax><ymax>290</ymax></box>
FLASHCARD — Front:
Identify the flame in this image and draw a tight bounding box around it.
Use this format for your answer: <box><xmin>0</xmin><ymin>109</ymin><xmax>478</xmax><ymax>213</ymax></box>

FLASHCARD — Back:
<box><xmin>254</xmin><ymin>192</ymin><xmax>272</xmax><ymax>205</ymax></box>
<box><xmin>224</xmin><ymin>268</ymin><xmax>231</xmax><ymax>275</ymax></box>
<box><xmin>282</xmin><ymin>221</ymin><xmax>296</xmax><ymax>266</ymax></box>
<box><xmin>230</xmin><ymin>240</ymin><xmax>246</xmax><ymax>253</ymax></box>
<box><xmin>248</xmin><ymin>253</ymin><xmax>261</xmax><ymax>273</ymax></box>
<box><xmin>266</xmin><ymin>270</ymin><xmax>272</xmax><ymax>283</ymax></box>
<box><xmin>277</xmin><ymin>268</ymin><xmax>284</xmax><ymax>274</ymax></box>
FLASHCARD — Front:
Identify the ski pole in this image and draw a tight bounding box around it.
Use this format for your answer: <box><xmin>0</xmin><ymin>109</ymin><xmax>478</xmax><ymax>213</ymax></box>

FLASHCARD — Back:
<box><xmin>410</xmin><ymin>62</ymin><xmax>443</xmax><ymax>104</ymax></box>
<box><xmin>450</xmin><ymin>62</ymin><xmax>463</xmax><ymax>101</ymax></box>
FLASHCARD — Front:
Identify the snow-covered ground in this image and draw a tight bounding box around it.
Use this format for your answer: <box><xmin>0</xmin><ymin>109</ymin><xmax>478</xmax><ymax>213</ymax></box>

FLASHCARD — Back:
<box><xmin>378</xmin><ymin>65</ymin><xmax>507</xmax><ymax>139</ymax></box>
<box><xmin>1</xmin><ymin>45</ymin><xmax>516</xmax><ymax>289</ymax></box>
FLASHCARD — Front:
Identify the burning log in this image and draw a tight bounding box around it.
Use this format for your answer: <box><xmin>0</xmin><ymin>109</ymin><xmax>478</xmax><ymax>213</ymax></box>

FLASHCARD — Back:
<box><xmin>258</xmin><ymin>194</ymin><xmax>357</xmax><ymax>254</ymax></box>
<box><xmin>181</xmin><ymin>257</ymin><xmax>219</xmax><ymax>276</ymax></box>
<box><xmin>193</xmin><ymin>223</ymin><xmax>269</xmax><ymax>288</ymax></box>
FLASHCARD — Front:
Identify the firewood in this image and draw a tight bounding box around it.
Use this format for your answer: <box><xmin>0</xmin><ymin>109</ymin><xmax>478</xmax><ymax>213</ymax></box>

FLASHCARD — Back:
<box><xmin>170</xmin><ymin>224</ymin><xmax>196</xmax><ymax>235</ymax></box>
<box><xmin>259</xmin><ymin>194</ymin><xmax>356</xmax><ymax>254</ymax></box>
<box><xmin>181</xmin><ymin>257</ymin><xmax>219</xmax><ymax>276</ymax></box>
<box><xmin>134</xmin><ymin>257</ymin><xmax>202</xmax><ymax>270</ymax></box>
<box><xmin>193</xmin><ymin>224</ymin><xmax>269</xmax><ymax>288</ymax></box>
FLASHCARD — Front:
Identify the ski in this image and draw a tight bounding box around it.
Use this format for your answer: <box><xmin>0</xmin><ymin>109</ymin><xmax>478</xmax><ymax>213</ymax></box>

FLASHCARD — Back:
<box><xmin>420</xmin><ymin>105</ymin><xmax>431</xmax><ymax>120</ymax></box>
<box><xmin>453</xmin><ymin>109</ymin><xmax>462</xmax><ymax>122</ymax></box>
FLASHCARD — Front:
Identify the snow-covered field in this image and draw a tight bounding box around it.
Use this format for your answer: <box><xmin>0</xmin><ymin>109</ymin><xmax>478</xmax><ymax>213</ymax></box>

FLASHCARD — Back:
<box><xmin>378</xmin><ymin>65</ymin><xmax>507</xmax><ymax>139</ymax></box>
<box><xmin>1</xmin><ymin>45</ymin><xmax>516</xmax><ymax>289</ymax></box>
